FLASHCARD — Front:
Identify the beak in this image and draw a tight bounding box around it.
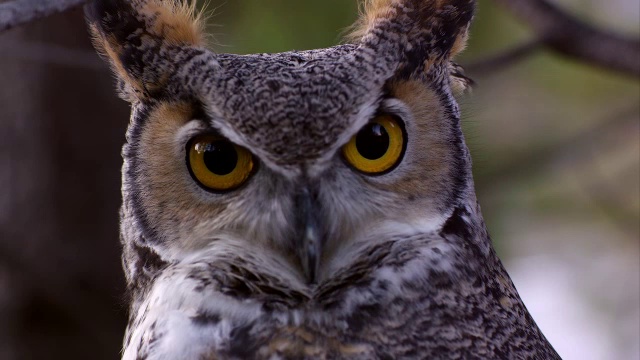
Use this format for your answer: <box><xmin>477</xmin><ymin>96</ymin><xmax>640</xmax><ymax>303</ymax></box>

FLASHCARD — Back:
<box><xmin>293</xmin><ymin>184</ymin><xmax>323</xmax><ymax>284</ymax></box>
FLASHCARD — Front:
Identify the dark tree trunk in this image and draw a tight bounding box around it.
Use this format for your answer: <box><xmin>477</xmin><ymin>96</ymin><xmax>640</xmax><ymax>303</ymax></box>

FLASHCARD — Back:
<box><xmin>0</xmin><ymin>6</ymin><xmax>128</xmax><ymax>360</ymax></box>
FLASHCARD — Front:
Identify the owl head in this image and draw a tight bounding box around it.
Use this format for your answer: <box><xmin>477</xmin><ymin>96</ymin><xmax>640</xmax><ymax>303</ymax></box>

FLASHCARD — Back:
<box><xmin>86</xmin><ymin>0</ymin><xmax>477</xmax><ymax>287</ymax></box>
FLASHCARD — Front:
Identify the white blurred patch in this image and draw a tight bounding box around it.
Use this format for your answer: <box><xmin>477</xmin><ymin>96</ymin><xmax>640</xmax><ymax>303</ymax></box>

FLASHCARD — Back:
<box><xmin>510</xmin><ymin>256</ymin><xmax>610</xmax><ymax>360</ymax></box>
<box><xmin>504</xmin><ymin>217</ymin><xmax>640</xmax><ymax>360</ymax></box>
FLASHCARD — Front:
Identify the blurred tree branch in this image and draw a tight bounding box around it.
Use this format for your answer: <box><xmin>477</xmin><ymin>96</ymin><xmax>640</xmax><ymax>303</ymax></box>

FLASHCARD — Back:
<box><xmin>466</xmin><ymin>39</ymin><xmax>543</xmax><ymax>75</ymax></box>
<box><xmin>493</xmin><ymin>0</ymin><xmax>640</xmax><ymax>77</ymax></box>
<box><xmin>0</xmin><ymin>0</ymin><xmax>89</xmax><ymax>32</ymax></box>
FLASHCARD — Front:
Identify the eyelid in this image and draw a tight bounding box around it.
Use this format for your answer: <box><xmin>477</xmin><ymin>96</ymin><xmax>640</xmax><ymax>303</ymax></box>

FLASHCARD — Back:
<box><xmin>377</xmin><ymin>98</ymin><xmax>414</xmax><ymax>123</ymax></box>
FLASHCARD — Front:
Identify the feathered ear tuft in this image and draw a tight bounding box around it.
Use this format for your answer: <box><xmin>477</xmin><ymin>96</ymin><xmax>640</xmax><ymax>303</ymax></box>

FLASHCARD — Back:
<box><xmin>345</xmin><ymin>0</ymin><xmax>399</xmax><ymax>43</ymax></box>
<box><xmin>347</xmin><ymin>0</ymin><xmax>475</xmax><ymax>82</ymax></box>
<box><xmin>85</xmin><ymin>0</ymin><xmax>208</xmax><ymax>101</ymax></box>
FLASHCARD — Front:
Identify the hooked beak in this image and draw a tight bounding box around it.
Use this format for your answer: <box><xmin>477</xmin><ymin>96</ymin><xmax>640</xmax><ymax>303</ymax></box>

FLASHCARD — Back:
<box><xmin>293</xmin><ymin>184</ymin><xmax>324</xmax><ymax>284</ymax></box>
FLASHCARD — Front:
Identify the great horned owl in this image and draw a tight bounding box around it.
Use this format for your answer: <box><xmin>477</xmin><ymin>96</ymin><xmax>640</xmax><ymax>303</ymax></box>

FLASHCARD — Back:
<box><xmin>86</xmin><ymin>0</ymin><xmax>560</xmax><ymax>358</ymax></box>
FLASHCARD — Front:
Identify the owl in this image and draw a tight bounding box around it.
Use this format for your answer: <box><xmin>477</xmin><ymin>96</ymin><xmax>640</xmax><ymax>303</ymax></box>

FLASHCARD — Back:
<box><xmin>86</xmin><ymin>0</ymin><xmax>560</xmax><ymax>359</ymax></box>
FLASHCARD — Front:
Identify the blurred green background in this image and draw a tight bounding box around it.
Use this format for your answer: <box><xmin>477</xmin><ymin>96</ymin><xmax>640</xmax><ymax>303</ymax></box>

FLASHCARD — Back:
<box><xmin>0</xmin><ymin>0</ymin><xmax>637</xmax><ymax>359</ymax></box>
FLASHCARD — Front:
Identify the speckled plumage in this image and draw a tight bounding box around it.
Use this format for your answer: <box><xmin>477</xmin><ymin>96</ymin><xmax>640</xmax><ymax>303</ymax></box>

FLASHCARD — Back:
<box><xmin>86</xmin><ymin>0</ymin><xmax>560</xmax><ymax>359</ymax></box>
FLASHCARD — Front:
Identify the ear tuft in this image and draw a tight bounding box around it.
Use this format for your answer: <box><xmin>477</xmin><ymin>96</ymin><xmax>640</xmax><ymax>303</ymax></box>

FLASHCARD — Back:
<box><xmin>86</xmin><ymin>0</ymin><xmax>208</xmax><ymax>101</ymax></box>
<box><xmin>347</xmin><ymin>0</ymin><xmax>475</xmax><ymax>79</ymax></box>
<box><xmin>151</xmin><ymin>0</ymin><xmax>208</xmax><ymax>46</ymax></box>
<box><xmin>345</xmin><ymin>0</ymin><xmax>397</xmax><ymax>43</ymax></box>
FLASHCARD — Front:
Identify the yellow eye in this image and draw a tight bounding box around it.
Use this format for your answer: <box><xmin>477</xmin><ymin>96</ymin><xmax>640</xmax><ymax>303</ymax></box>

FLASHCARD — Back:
<box><xmin>187</xmin><ymin>135</ymin><xmax>254</xmax><ymax>191</ymax></box>
<box><xmin>342</xmin><ymin>115</ymin><xmax>406</xmax><ymax>174</ymax></box>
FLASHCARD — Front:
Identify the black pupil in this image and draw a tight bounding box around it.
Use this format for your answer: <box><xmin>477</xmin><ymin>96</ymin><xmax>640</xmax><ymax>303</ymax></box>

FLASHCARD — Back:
<box><xmin>355</xmin><ymin>123</ymin><xmax>390</xmax><ymax>160</ymax></box>
<box><xmin>202</xmin><ymin>141</ymin><xmax>238</xmax><ymax>175</ymax></box>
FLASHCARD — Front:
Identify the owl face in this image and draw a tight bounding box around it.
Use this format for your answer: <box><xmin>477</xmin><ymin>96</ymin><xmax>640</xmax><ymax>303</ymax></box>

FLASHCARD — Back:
<box><xmin>87</xmin><ymin>0</ymin><xmax>475</xmax><ymax>284</ymax></box>
<box><xmin>127</xmin><ymin>80</ymin><xmax>466</xmax><ymax>283</ymax></box>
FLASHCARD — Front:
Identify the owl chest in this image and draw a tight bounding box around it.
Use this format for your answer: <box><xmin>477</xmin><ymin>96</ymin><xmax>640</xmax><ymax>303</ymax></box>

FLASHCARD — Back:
<box><xmin>126</xmin><ymin>265</ymin><xmax>414</xmax><ymax>359</ymax></box>
<box><xmin>189</xmin><ymin>296</ymin><xmax>404</xmax><ymax>359</ymax></box>
<box><xmin>218</xmin><ymin>272</ymin><xmax>421</xmax><ymax>359</ymax></box>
